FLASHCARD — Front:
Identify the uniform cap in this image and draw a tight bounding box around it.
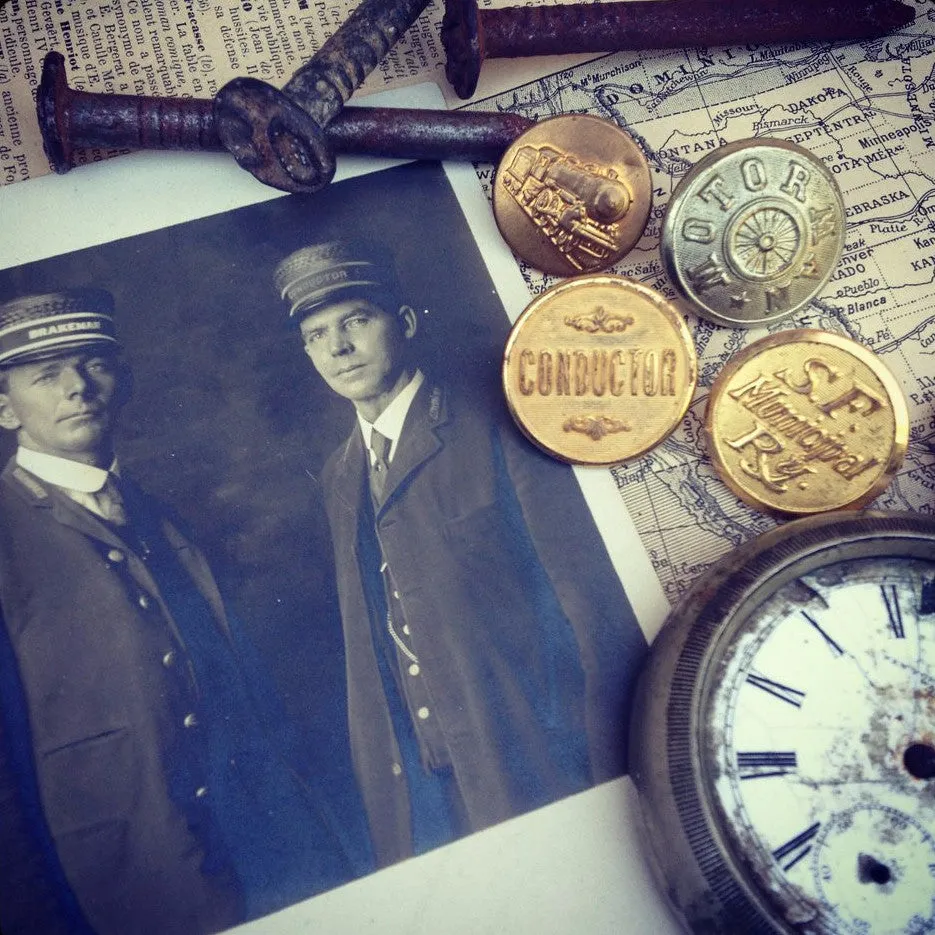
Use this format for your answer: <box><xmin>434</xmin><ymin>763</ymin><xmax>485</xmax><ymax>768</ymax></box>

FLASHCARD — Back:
<box><xmin>274</xmin><ymin>241</ymin><xmax>401</xmax><ymax>320</ymax></box>
<box><xmin>0</xmin><ymin>288</ymin><xmax>120</xmax><ymax>368</ymax></box>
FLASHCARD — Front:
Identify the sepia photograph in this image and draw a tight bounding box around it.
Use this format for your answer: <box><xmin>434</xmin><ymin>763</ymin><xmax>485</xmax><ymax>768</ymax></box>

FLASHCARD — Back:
<box><xmin>0</xmin><ymin>153</ymin><xmax>653</xmax><ymax>935</ymax></box>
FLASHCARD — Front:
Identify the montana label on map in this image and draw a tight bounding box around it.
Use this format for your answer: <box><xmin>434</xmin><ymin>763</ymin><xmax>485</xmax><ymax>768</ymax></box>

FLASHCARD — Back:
<box><xmin>662</xmin><ymin>139</ymin><xmax>846</xmax><ymax>328</ymax></box>
<box><xmin>704</xmin><ymin>329</ymin><xmax>908</xmax><ymax>514</ymax></box>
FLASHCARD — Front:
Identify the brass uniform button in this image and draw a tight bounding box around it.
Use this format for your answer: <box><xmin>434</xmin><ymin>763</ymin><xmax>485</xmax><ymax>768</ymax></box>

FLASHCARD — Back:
<box><xmin>704</xmin><ymin>329</ymin><xmax>908</xmax><ymax>515</ymax></box>
<box><xmin>662</xmin><ymin>139</ymin><xmax>845</xmax><ymax>328</ymax></box>
<box><xmin>493</xmin><ymin>114</ymin><xmax>652</xmax><ymax>276</ymax></box>
<box><xmin>503</xmin><ymin>275</ymin><xmax>697</xmax><ymax>465</ymax></box>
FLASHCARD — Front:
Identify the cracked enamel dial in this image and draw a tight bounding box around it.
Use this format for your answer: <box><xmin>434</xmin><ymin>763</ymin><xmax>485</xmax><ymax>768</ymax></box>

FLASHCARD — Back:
<box><xmin>631</xmin><ymin>511</ymin><xmax>935</xmax><ymax>934</ymax></box>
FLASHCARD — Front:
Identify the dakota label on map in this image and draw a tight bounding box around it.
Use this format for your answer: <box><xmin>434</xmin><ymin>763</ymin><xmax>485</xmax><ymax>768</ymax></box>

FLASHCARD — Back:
<box><xmin>479</xmin><ymin>17</ymin><xmax>935</xmax><ymax>596</ymax></box>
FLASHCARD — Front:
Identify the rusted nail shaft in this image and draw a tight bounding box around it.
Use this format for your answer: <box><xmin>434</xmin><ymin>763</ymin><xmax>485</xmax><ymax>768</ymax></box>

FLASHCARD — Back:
<box><xmin>442</xmin><ymin>0</ymin><xmax>916</xmax><ymax>98</ymax></box>
<box><xmin>38</xmin><ymin>52</ymin><xmax>533</xmax><ymax>174</ymax></box>
<box><xmin>214</xmin><ymin>0</ymin><xmax>433</xmax><ymax>193</ymax></box>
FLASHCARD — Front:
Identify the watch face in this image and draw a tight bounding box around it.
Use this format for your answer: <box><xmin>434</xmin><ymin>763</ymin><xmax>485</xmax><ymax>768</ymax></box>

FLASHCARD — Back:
<box><xmin>703</xmin><ymin>553</ymin><xmax>935</xmax><ymax>934</ymax></box>
<box><xmin>630</xmin><ymin>512</ymin><xmax>935</xmax><ymax>935</ymax></box>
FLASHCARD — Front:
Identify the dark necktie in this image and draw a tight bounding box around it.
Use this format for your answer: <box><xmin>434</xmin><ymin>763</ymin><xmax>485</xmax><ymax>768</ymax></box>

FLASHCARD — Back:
<box><xmin>95</xmin><ymin>472</ymin><xmax>128</xmax><ymax>526</ymax></box>
<box><xmin>369</xmin><ymin>429</ymin><xmax>392</xmax><ymax>501</ymax></box>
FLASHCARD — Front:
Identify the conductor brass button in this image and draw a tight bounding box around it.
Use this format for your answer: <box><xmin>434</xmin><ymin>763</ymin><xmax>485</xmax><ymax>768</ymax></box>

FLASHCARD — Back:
<box><xmin>503</xmin><ymin>275</ymin><xmax>697</xmax><ymax>465</ymax></box>
<box><xmin>408</xmin><ymin>663</ymin><xmax>421</xmax><ymax>677</ymax></box>
<box><xmin>662</xmin><ymin>138</ymin><xmax>845</xmax><ymax>328</ymax></box>
<box><xmin>183</xmin><ymin>713</ymin><xmax>198</xmax><ymax>728</ymax></box>
<box><xmin>162</xmin><ymin>650</ymin><xmax>175</xmax><ymax>668</ymax></box>
<box><xmin>106</xmin><ymin>549</ymin><xmax>124</xmax><ymax>563</ymax></box>
<box><xmin>493</xmin><ymin>114</ymin><xmax>652</xmax><ymax>276</ymax></box>
<box><xmin>705</xmin><ymin>328</ymin><xmax>908</xmax><ymax>515</ymax></box>
<box><xmin>417</xmin><ymin>706</ymin><xmax>431</xmax><ymax>720</ymax></box>
<box><xmin>391</xmin><ymin>762</ymin><xmax>403</xmax><ymax>777</ymax></box>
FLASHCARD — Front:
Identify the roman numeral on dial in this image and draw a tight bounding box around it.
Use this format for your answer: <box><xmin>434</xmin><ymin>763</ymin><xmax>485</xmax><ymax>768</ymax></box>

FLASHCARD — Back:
<box><xmin>881</xmin><ymin>584</ymin><xmax>905</xmax><ymax>638</ymax></box>
<box><xmin>772</xmin><ymin>821</ymin><xmax>821</xmax><ymax>872</ymax></box>
<box><xmin>745</xmin><ymin>671</ymin><xmax>806</xmax><ymax>707</ymax></box>
<box><xmin>737</xmin><ymin>751</ymin><xmax>798</xmax><ymax>780</ymax></box>
<box><xmin>802</xmin><ymin>611</ymin><xmax>844</xmax><ymax>656</ymax></box>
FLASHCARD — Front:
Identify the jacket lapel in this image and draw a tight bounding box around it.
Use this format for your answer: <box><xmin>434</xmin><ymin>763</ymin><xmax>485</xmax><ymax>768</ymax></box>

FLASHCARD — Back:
<box><xmin>379</xmin><ymin>381</ymin><xmax>448</xmax><ymax>511</ymax></box>
<box><xmin>6</xmin><ymin>463</ymin><xmax>165</xmax><ymax>605</ymax></box>
<box><xmin>330</xmin><ymin>424</ymin><xmax>368</xmax><ymax>514</ymax></box>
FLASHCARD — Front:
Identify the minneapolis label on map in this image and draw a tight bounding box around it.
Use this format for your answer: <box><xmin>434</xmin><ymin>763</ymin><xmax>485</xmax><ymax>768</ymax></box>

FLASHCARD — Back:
<box><xmin>475</xmin><ymin>7</ymin><xmax>935</xmax><ymax>602</ymax></box>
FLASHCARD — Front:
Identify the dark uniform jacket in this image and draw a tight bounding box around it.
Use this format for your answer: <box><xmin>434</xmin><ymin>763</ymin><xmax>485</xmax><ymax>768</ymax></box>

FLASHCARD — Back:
<box><xmin>322</xmin><ymin>379</ymin><xmax>647</xmax><ymax>866</ymax></box>
<box><xmin>0</xmin><ymin>457</ymin><xmax>358</xmax><ymax>935</ymax></box>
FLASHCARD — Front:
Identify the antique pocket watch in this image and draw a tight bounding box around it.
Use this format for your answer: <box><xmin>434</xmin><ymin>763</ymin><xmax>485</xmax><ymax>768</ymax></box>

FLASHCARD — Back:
<box><xmin>631</xmin><ymin>510</ymin><xmax>935</xmax><ymax>934</ymax></box>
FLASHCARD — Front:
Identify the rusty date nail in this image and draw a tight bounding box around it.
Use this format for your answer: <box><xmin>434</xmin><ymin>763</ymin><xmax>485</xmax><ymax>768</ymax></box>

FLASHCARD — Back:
<box><xmin>442</xmin><ymin>0</ymin><xmax>915</xmax><ymax>99</ymax></box>
<box><xmin>213</xmin><ymin>0</ymin><xmax>433</xmax><ymax>194</ymax></box>
<box><xmin>38</xmin><ymin>52</ymin><xmax>534</xmax><ymax>175</ymax></box>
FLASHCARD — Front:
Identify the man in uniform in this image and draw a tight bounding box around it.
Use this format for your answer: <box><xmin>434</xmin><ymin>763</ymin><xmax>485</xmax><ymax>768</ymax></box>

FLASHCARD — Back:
<box><xmin>274</xmin><ymin>240</ymin><xmax>647</xmax><ymax>867</ymax></box>
<box><xmin>0</xmin><ymin>289</ymin><xmax>361</xmax><ymax>935</ymax></box>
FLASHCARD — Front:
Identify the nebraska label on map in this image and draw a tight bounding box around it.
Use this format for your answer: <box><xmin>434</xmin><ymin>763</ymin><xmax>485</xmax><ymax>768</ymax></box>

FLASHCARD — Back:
<box><xmin>474</xmin><ymin>7</ymin><xmax>935</xmax><ymax>601</ymax></box>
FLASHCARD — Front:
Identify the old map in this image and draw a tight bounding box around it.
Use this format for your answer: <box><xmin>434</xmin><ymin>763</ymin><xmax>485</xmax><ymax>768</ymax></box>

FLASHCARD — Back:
<box><xmin>475</xmin><ymin>8</ymin><xmax>935</xmax><ymax>603</ymax></box>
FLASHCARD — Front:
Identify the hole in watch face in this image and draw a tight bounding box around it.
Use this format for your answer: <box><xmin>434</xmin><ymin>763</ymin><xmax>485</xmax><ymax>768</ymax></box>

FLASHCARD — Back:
<box><xmin>903</xmin><ymin>742</ymin><xmax>935</xmax><ymax>780</ymax></box>
<box><xmin>857</xmin><ymin>853</ymin><xmax>892</xmax><ymax>886</ymax></box>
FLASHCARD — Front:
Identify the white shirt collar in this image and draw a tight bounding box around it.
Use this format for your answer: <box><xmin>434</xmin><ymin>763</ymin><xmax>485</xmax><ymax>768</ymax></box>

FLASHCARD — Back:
<box><xmin>16</xmin><ymin>447</ymin><xmax>117</xmax><ymax>494</ymax></box>
<box><xmin>358</xmin><ymin>369</ymin><xmax>424</xmax><ymax>462</ymax></box>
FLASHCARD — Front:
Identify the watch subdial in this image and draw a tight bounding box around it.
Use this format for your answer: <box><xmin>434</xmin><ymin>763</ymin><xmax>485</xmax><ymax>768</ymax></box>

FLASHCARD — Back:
<box><xmin>812</xmin><ymin>804</ymin><xmax>935</xmax><ymax>935</ymax></box>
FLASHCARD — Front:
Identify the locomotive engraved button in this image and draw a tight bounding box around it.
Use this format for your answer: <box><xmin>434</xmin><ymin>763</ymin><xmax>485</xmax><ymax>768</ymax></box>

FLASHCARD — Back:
<box><xmin>662</xmin><ymin>139</ymin><xmax>845</xmax><ymax>327</ymax></box>
<box><xmin>503</xmin><ymin>275</ymin><xmax>697</xmax><ymax>465</ymax></box>
<box><xmin>705</xmin><ymin>329</ymin><xmax>908</xmax><ymax>514</ymax></box>
<box><xmin>493</xmin><ymin>114</ymin><xmax>653</xmax><ymax>276</ymax></box>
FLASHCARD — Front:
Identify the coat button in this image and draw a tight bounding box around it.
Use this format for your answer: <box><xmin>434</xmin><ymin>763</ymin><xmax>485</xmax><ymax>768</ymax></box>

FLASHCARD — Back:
<box><xmin>402</xmin><ymin>624</ymin><xmax>410</xmax><ymax>636</ymax></box>
<box><xmin>162</xmin><ymin>651</ymin><xmax>175</xmax><ymax>668</ymax></box>
<box><xmin>195</xmin><ymin>786</ymin><xmax>208</xmax><ymax>799</ymax></box>
<box><xmin>183</xmin><ymin>713</ymin><xmax>198</xmax><ymax>728</ymax></box>
<box><xmin>392</xmin><ymin>590</ymin><xmax>401</xmax><ymax>600</ymax></box>
<box><xmin>408</xmin><ymin>663</ymin><xmax>420</xmax><ymax>677</ymax></box>
<box><xmin>417</xmin><ymin>706</ymin><xmax>430</xmax><ymax>720</ymax></box>
<box><xmin>138</xmin><ymin>594</ymin><xmax>150</xmax><ymax>610</ymax></box>
<box><xmin>107</xmin><ymin>549</ymin><xmax>124</xmax><ymax>563</ymax></box>
<box><xmin>391</xmin><ymin>762</ymin><xmax>403</xmax><ymax>777</ymax></box>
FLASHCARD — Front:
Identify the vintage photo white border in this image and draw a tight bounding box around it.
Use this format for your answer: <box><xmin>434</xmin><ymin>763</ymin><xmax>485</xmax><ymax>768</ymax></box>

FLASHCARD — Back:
<box><xmin>0</xmin><ymin>83</ymin><xmax>678</xmax><ymax>935</ymax></box>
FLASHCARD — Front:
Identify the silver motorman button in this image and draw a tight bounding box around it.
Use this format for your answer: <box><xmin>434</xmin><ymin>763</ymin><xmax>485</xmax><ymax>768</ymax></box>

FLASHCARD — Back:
<box><xmin>662</xmin><ymin>138</ymin><xmax>845</xmax><ymax>328</ymax></box>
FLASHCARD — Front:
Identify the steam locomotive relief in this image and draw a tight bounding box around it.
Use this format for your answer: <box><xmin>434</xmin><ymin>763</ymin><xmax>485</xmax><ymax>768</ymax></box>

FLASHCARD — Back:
<box><xmin>501</xmin><ymin>144</ymin><xmax>633</xmax><ymax>271</ymax></box>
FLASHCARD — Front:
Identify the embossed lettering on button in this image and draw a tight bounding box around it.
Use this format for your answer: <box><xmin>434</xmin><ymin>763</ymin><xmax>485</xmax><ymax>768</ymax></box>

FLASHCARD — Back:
<box><xmin>107</xmin><ymin>548</ymin><xmax>124</xmax><ymax>563</ymax></box>
<box><xmin>417</xmin><ymin>706</ymin><xmax>431</xmax><ymax>720</ymax></box>
<box><xmin>183</xmin><ymin>713</ymin><xmax>198</xmax><ymax>728</ymax></box>
<box><xmin>704</xmin><ymin>328</ymin><xmax>908</xmax><ymax>515</ymax></box>
<box><xmin>503</xmin><ymin>275</ymin><xmax>697</xmax><ymax>465</ymax></box>
<box><xmin>662</xmin><ymin>138</ymin><xmax>845</xmax><ymax>328</ymax></box>
<box><xmin>493</xmin><ymin>114</ymin><xmax>653</xmax><ymax>276</ymax></box>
